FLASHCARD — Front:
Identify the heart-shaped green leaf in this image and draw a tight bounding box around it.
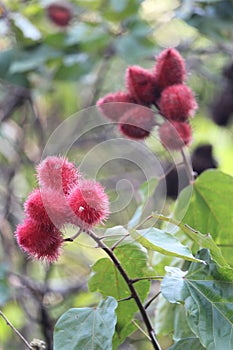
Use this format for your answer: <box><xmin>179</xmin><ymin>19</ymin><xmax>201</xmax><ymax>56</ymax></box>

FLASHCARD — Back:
<box><xmin>54</xmin><ymin>297</ymin><xmax>117</xmax><ymax>350</ymax></box>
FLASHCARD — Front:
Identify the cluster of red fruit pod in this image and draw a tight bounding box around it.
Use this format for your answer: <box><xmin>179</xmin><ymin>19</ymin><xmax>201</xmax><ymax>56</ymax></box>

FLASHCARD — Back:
<box><xmin>15</xmin><ymin>156</ymin><xmax>109</xmax><ymax>262</ymax></box>
<box><xmin>97</xmin><ymin>48</ymin><xmax>198</xmax><ymax>149</ymax></box>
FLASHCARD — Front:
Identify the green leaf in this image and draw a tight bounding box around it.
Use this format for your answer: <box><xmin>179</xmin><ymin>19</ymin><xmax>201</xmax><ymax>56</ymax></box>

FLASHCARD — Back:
<box><xmin>179</xmin><ymin>170</ymin><xmax>233</xmax><ymax>264</ymax></box>
<box><xmin>186</xmin><ymin>1</ymin><xmax>233</xmax><ymax>41</ymax></box>
<box><xmin>130</xmin><ymin>228</ymin><xmax>204</xmax><ymax>263</ymax></box>
<box><xmin>168</xmin><ymin>337</ymin><xmax>205</xmax><ymax>350</ymax></box>
<box><xmin>54</xmin><ymin>296</ymin><xmax>117</xmax><ymax>350</ymax></box>
<box><xmin>76</xmin><ymin>0</ymin><xmax>102</xmax><ymax>10</ymax></box>
<box><xmin>171</xmin><ymin>301</ymin><xmax>207</xmax><ymax>349</ymax></box>
<box><xmin>0</xmin><ymin>49</ymin><xmax>29</xmax><ymax>87</ymax></box>
<box><xmin>54</xmin><ymin>54</ymin><xmax>93</xmax><ymax>81</ymax></box>
<box><xmin>182</xmin><ymin>169</ymin><xmax>233</xmax><ymax>241</ymax></box>
<box><xmin>113</xmin><ymin>322</ymin><xmax>136</xmax><ymax>350</ymax></box>
<box><xmin>161</xmin><ymin>249</ymin><xmax>233</xmax><ymax>350</ymax></box>
<box><xmin>44</xmin><ymin>33</ymin><xmax>67</xmax><ymax>49</ymax></box>
<box><xmin>9</xmin><ymin>45</ymin><xmax>61</xmax><ymax>73</ymax></box>
<box><xmin>66</xmin><ymin>23</ymin><xmax>110</xmax><ymax>52</ymax></box>
<box><xmin>0</xmin><ymin>50</ymin><xmax>13</xmax><ymax>76</ymax></box>
<box><xmin>102</xmin><ymin>0</ymin><xmax>142</xmax><ymax>21</ymax></box>
<box><xmin>114</xmin><ymin>35</ymin><xmax>155</xmax><ymax>63</ymax></box>
<box><xmin>154</xmin><ymin>295</ymin><xmax>176</xmax><ymax>337</ymax></box>
<box><xmin>11</xmin><ymin>13</ymin><xmax>42</xmax><ymax>41</ymax></box>
<box><xmin>4</xmin><ymin>73</ymin><xmax>29</xmax><ymax>87</ymax></box>
<box><xmin>151</xmin><ymin>213</ymin><xmax>228</xmax><ymax>268</ymax></box>
<box><xmin>127</xmin><ymin>19</ymin><xmax>153</xmax><ymax>38</ymax></box>
<box><xmin>88</xmin><ymin>243</ymin><xmax>150</xmax><ymax>348</ymax></box>
<box><xmin>110</xmin><ymin>0</ymin><xmax>128</xmax><ymax>12</ymax></box>
<box><xmin>173</xmin><ymin>304</ymin><xmax>195</xmax><ymax>341</ymax></box>
<box><xmin>66</xmin><ymin>23</ymin><xmax>89</xmax><ymax>46</ymax></box>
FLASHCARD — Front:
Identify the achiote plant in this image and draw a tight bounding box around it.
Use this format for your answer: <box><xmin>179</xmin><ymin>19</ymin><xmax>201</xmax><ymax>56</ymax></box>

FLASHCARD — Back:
<box><xmin>12</xmin><ymin>48</ymin><xmax>233</xmax><ymax>350</ymax></box>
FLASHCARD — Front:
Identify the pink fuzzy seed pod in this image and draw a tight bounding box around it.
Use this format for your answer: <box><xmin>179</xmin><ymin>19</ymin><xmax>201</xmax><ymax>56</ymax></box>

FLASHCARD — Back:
<box><xmin>118</xmin><ymin>106</ymin><xmax>155</xmax><ymax>140</ymax></box>
<box><xmin>159</xmin><ymin>84</ymin><xmax>198</xmax><ymax>122</ymax></box>
<box><xmin>24</xmin><ymin>188</ymin><xmax>52</xmax><ymax>226</ymax></box>
<box><xmin>15</xmin><ymin>218</ymin><xmax>63</xmax><ymax>263</ymax></box>
<box><xmin>126</xmin><ymin>66</ymin><xmax>159</xmax><ymax>105</ymax></box>
<box><xmin>68</xmin><ymin>179</ymin><xmax>110</xmax><ymax>230</ymax></box>
<box><xmin>24</xmin><ymin>188</ymin><xmax>73</xmax><ymax>228</ymax></box>
<box><xmin>37</xmin><ymin>156</ymin><xmax>79</xmax><ymax>195</ymax></box>
<box><xmin>155</xmin><ymin>48</ymin><xmax>186</xmax><ymax>91</ymax></box>
<box><xmin>159</xmin><ymin>121</ymin><xmax>192</xmax><ymax>151</ymax></box>
<box><xmin>97</xmin><ymin>91</ymin><xmax>136</xmax><ymax>122</ymax></box>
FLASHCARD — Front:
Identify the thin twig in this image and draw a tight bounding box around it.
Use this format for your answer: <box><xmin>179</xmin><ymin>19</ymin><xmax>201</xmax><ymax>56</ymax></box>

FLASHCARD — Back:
<box><xmin>111</xmin><ymin>234</ymin><xmax>130</xmax><ymax>251</ymax></box>
<box><xmin>144</xmin><ymin>292</ymin><xmax>161</xmax><ymax>310</ymax></box>
<box><xmin>98</xmin><ymin>233</ymin><xmax>128</xmax><ymax>240</ymax></box>
<box><xmin>87</xmin><ymin>229</ymin><xmax>162</xmax><ymax>350</ymax></box>
<box><xmin>118</xmin><ymin>295</ymin><xmax>133</xmax><ymax>302</ymax></box>
<box><xmin>131</xmin><ymin>319</ymin><xmax>151</xmax><ymax>341</ymax></box>
<box><xmin>0</xmin><ymin>310</ymin><xmax>33</xmax><ymax>350</ymax></box>
<box><xmin>131</xmin><ymin>276</ymin><xmax>163</xmax><ymax>284</ymax></box>
<box><xmin>181</xmin><ymin>148</ymin><xmax>194</xmax><ymax>183</ymax></box>
<box><xmin>135</xmin><ymin>214</ymin><xmax>153</xmax><ymax>229</ymax></box>
<box><xmin>63</xmin><ymin>228</ymin><xmax>82</xmax><ymax>242</ymax></box>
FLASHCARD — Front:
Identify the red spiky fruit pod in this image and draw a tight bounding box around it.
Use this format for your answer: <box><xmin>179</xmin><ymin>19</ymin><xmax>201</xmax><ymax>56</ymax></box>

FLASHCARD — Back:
<box><xmin>126</xmin><ymin>66</ymin><xmax>159</xmax><ymax>105</ymax></box>
<box><xmin>159</xmin><ymin>84</ymin><xmax>198</xmax><ymax>121</ymax></box>
<box><xmin>118</xmin><ymin>106</ymin><xmax>155</xmax><ymax>140</ymax></box>
<box><xmin>15</xmin><ymin>218</ymin><xmax>63</xmax><ymax>262</ymax></box>
<box><xmin>68</xmin><ymin>179</ymin><xmax>110</xmax><ymax>230</ymax></box>
<box><xmin>36</xmin><ymin>156</ymin><xmax>79</xmax><ymax>195</ymax></box>
<box><xmin>97</xmin><ymin>91</ymin><xmax>136</xmax><ymax>122</ymax></box>
<box><xmin>155</xmin><ymin>48</ymin><xmax>186</xmax><ymax>91</ymax></box>
<box><xmin>24</xmin><ymin>188</ymin><xmax>72</xmax><ymax>228</ymax></box>
<box><xmin>159</xmin><ymin>121</ymin><xmax>192</xmax><ymax>150</ymax></box>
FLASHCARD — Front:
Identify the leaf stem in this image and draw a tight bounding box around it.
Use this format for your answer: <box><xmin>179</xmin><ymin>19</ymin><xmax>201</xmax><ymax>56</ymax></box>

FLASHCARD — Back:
<box><xmin>118</xmin><ymin>295</ymin><xmax>133</xmax><ymax>302</ymax></box>
<box><xmin>98</xmin><ymin>233</ymin><xmax>129</xmax><ymax>240</ymax></box>
<box><xmin>144</xmin><ymin>292</ymin><xmax>161</xmax><ymax>310</ymax></box>
<box><xmin>111</xmin><ymin>234</ymin><xmax>130</xmax><ymax>250</ymax></box>
<box><xmin>87</xmin><ymin>229</ymin><xmax>162</xmax><ymax>350</ymax></box>
<box><xmin>131</xmin><ymin>319</ymin><xmax>151</xmax><ymax>341</ymax></box>
<box><xmin>135</xmin><ymin>214</ymin><xmax>153</xmax><ymax>229</ymax></box>
<box><xmin>181</xmin><ymin>148</ymin><xmax>195</xmax><ymax>183</ymax></box>
<box><xmin>131</xmin><ymin>276</ymin><xmax>163</xmax><ymax>283</ymax></box>
<box><xmin>63</xmin><ymin>228</ymin><xmax>82</xmax><ymax>242</ymax></box>
<box><xmin>0</xmin><ymin>310</ymin><xmax>34</xmax><ymax>350</ymax></box>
